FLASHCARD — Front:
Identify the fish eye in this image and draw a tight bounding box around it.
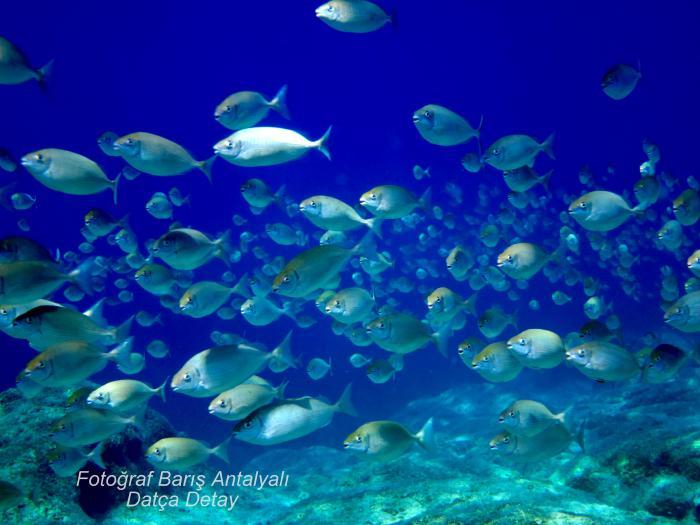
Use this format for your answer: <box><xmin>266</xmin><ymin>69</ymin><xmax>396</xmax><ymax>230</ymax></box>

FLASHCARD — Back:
<box><xmin>219</xmin><ymin>400</ymin><xmax>226</xmax><ymax>408</ymax></box>
<box><xmin>507</xmin><ymin>255</ymin><xmax>513</xmax><ymax>262</ymax></box>
<box><xmin>424</xmin><ymin>110</ymin><xmax>433</xmax><ymax>119</ymax></box>
<box><xmin>334</xmin><ymin>300</ymin><xmax>341</xmax><ymax>307</ymax></box>
<box><xmin>154</xmin><ymin>448</ymin><xmax>161</xmax><ymax>455</ymax></box>
<box><xmin>37</xmin><ymin>361</ymin><xmax>45</xmax><ymax>368</ymax></box>
<box><xmin>283</xmin><ymin>276</ymin><xmax>290</xmax><ymax>283</ymax></box>
<box><xmin>370</xmin><ymin>193</ymin><xmax>377</xmax><ymax>200</ymax></box>
<box><xmin>580</xmin><ymin>202</ymin><xmax>587</xmax><ymax>208</ymax></box>
<box><xmin>492</xmin><ymin>148</ymin><xmax>500</xmax><ymax>157</ymax></box>
<box><xmin>503</xmin><ymin>436</ymin><xmax>510</xmax><ymax>443</ymax></box>
<box><xmin>244</xmin><ymin>420</ymin><xmax>253</xmax><ymax>429</ymax></box>
<box><xmin>379</xmin><ymin>322</ymin><xmax>385</xmax><ymax>329</ymax></box>
<box><xmin>355</xmin><ymin>435</ymin><xmax>362</xmax><ymax>442</ymax></box>
<box><xmin>183</xmin><ymin>373</ymin><xmax>191</xmax><ymax>382</ymax></box>
<box><xmin>224</xmin><ymin>106</ymin><xmax>232</xmax><ymax>113</ymax></box>
<box><xmin>483</xmin><ymin>356</ymin><xmax>489</xmax><ymax>361</ymax></box>
<box><xmin>310</xmin><ymin>201</ymin><xmax>316</xmax><ymax>207</ymax></box>
<box><xmin>126</xmin><ymin>139</ymin><xmax>133</xmax><ymax>145</ymax></box>
<box><xmin>519</xmin><ymin>338</ymin><xmax>525</xmax><ymax>345</ymax></box>
<box><xmin>35</xmin><ymin>153</ymin><xmax>44</xmax><ymax>161</ymax></box>
<box><xmin>578</xmin><ymin>349</ymin><xmax>585</xmax><ymax>356</ymax></box>
<box><xmin>97</xmin><ymin>393</ymin><xmax>104</xmax><ymax>400</ymax></box>
<box><xmin>508</xmin><ymin>411</ymin><xmax>515</xmax><ymax>417</ymax></box>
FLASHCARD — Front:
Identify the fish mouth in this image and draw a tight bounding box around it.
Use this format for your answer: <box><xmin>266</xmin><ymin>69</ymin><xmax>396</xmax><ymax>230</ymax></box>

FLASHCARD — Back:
<box><xmin>498</xmin><ymin>416</ymin><xmax>505</xmax><ymax>422</ymax></box>
<box><xmin>359</xmin><ymin>198</ymin><xmax>367</xmax><ymax>205</ymax></box>
<box><xmin>496</xmin><ymin>261</ymin><xmax>504</xmax><ymax>267</ymax></box>
<box><xmin>564</xmin><ymin>352</ymin><xmax>573</xmax><ymax>360</ymax></box>
<box><xmin>208</xmin><ymin>407</ymin><xmax>216</xmax><ymax>414</ymax></box>
<box><xmin>489</xmin><ymin>444</ymin><xmax>497</xmax><ymax>450</ymax></box>
<box><xmin>471</xmin><ymin>363</ymin><xmax>478</xmax><ymax>368</ymax></box>
<box><xmin>298</xmin><ymin>204</ymin><xmax>306</xmax><ymax>211</ymax></box>
<box><xmin>342</xmin><ymin>442</ymin><xmax>349</xmax><ymax>449</ymax></box>
<box><xmin>271</xmin><ymin>286</ymin><xmax>279</xmax><ymax>293</ymax></box>
<box><xmin>411</xmin><ymin>115</ymin><xmax>421</xmax><ymax>124</ymax></box>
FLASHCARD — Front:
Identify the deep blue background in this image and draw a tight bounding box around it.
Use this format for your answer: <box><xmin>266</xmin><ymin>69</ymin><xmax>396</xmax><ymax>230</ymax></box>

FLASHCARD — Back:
<box><xmin>1</xmin><ymin>1</ymin><xmax>698</xmax><ymax>460</ymax></box>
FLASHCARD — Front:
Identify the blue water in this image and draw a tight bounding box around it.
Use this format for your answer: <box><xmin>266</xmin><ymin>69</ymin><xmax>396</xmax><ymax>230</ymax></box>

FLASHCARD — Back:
<box><xmin>2</xmin><ymin>0</ymin><xmax>700</xmax><ymax>515</ymax></box>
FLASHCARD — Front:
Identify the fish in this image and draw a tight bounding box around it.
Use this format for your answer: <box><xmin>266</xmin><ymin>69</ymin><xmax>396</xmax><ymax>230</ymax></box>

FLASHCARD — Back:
<box><xmin>349</xmin><ymin>353</ymin><xmax>371</xmax><ymax>368</ymax></box>
<box><xmin>11</xmin><ymin>304</ymin><xmax>132</xmax><ymax>349</ymax></box>
<box><xmin>413</xmin><ymin>165</ymin><xmax>431</xmax><ymax>180</ymax></box>
<box><xmin>496</xmin><ymin>242</ymin><xmax>554</xmax><ymax>280</ymax></box>
<box><xmin>498</xmin><ymin>400</ymin><xmax>568</xmax><ymax>437</ymax></box>
<box><xmin>489</xmin><ymin>423</ymin><xmax>581</xmax><ymax>463</ymax></box>
<box><xmin>461</xmin><ymin>152</ymin><xmax>483</xmax><ymax>173</ymax></box>
<box><xmin>171</xmin><ymin>334</ymin><xmax>296</xmax><ymax>397</ymax></box>
<box><xmin>551</xmin><ymin>291</ymin><xmax>572</xmax><ymax>305</ymax></box>
<box><xmin>0</xmin><ymin>258</ymin><xmax>96</xmax><ymax>305</ymax></box>
<box><xmin>360</xmin><ymin>185</ymin><xmax>430</xmax><ymax>219</ymax></box>
<box><xmin>307</xmin><ymin>357</ymin><xmax>332</xmax><ymax>380</ymax></box>
<box><xmin>633</xmin><ymin>176</ymin><xmax>660</xmax><ymax>208</ymax></box>
<box><xmin>506</xmin><ymin>329</ymin><xmax>565</xmax><ymax>369</ymax></box>
<box><xmin>241</xmin><ymin>178</ymin><xmax>286</xmax><ymax>213</ymax></box>
<box><xmin>180</xmin><ymin>280</ymin><xmax>247</xmax><ymax>318</ymax></box>
<box><xmin>135</xmin><ymin>310</ymin><xmax>162</xmax><ymax>327</ymax></box>
<box><xmin>146</xmin><ymin>437</ymin><xmax>230</xmax><ymax>470</ymax></box>
<box><xmin>214</xmin><ymin>126</ymin><xmax>332</xmax><ymax>167</ymax></box>
<box><xmin>359</xmin><ymin>252</ymin><xmax>393</xmax><ymax>275</ymax></box>
<box><xmin>134</xmin><ymin>263</ymin><xmax>187</xmax><ymax>296</ymax></box>
<box><xmin>503</xmin><ymin>167</ymin><xmax>551</xmax><ymax>192</ymax></box>
<box><xmin>565</xmin><ymin>341</ymin><xmax>640</xmax><ymax>382</ymax></box>
<box><xmin>482</xmin><ymin>133</ymin><xmax>555</xmax><ymax>171</ymax></box>
<box><xmin>673</xmin><ymin>189</ymin><xmax>700</xmax><ymax>226</ymax></box>
<box><xmin>240</xmin><ymin>296</ymin><xmax>297</xmax><ymax>326</ymax></box>
<box><xmin>146</xmin><ymin>339</ymin><xmax>170</xmax><ymax>358</ymax></box>
<box><xmin>51</xmin><ymin>408</ymin><xmax>136</xmax><ymax>447</ymax></box>
<box><xmin>365</xmin><ymin>359</ymin><xmax>395</xmax><ymax>383</ymax></box>
<box><xmin>266</xmin><ymin>223</ymin><xmax>305</xmax><ymax>246</ymax></box>
<box><xmin>232</xmin><ymin>384</ymin><xmax>356</xmax><ymax>445</ymax></box>
<box><xmin>568</xmin><ymin>190</ymin><xmax>642</xmax><ymax>232</ymax></box>
<box><xmin>113</xmin><ymin>132</ymin><xmax>214</xmax><ymax>181</ymax></box>
<box><xmin>346</xmin><ymin>325</ymin><xmax>373</xmax><ymax>347</ymax></box>
<box><xmin>10</xmin><ymin>192</ymin><xmax>36</xmax><ymax>210</ymax></box>
<box><xmin>583</xmin><ymin>296</ymin><xmax>611</xmax><ymax>320</ymax></box>
<box><xmin>344</xmin><ymin>418</ymin><xmax>434</xmax><ymax>461</ymax></box>
<box><xmin>272</xmin><ymin>244</ymin><xmax>361</xmax><ymax>298</ymax></box>
<box><xmin>657</xmin><ymin>220</ymin><xmax>683</xmax><ymax>250</ymax></box>
<box><xmin>23</xmin><ymin>339</ymin><xmax>132</xmax><ymax>387</ymax></box>
<box><xmin>325</xmin><ymin>287</ymin><xmax>375</xmax><ymax>324</ymax></box>
<box><xmin>215</xmin><ymin>85</ymin><xmax>290</xmax><ymax>129</ymax></box>
<box><xmin>0</xmin><ymin>35</ymin><xmax>52</xmax><ymax>86</ymax></box>
<box><xmin>601</xmin><ymin>63</ymin><xmax>641</xmax><ymax>100</ymax></box>
<box><xmin>0</xmin><ymin>236</ymin><xmax>54</xmax><ymax>263</ymax></box>
<box><xmin>426</xmin><ymin>287</ymin><xmax>477</xmax><ymax>322</ymax></box>
<box><xmin>87</xmin><ymin>378</ymin><xmax>167</xmax><ymax>413</ymax></box>
<box><xmin>446</xmin><ymin>245</ymin><xmax>474</xmax><ymax>281</ymax></box>
<box><xmin>688</xmin><ymin>249</ymin><xmax>700</xmax><ymax>277</ymax></box>
<box><xmin>471</xmin><ymin>342</ymin><xmax>523</xmax><ymax>382</ymax></box>
<box><xmin>208</xmin><ymin>379</ymin><xmax>287</xmax><ymax>421</ymax></box>
<box><xmin>477</xmin><ymin>307</ymin><xmax>517</xmax><ymax>338</ymax></box>
<box><xmin>664</xmin><ymin>292</ymin><xmax>700</xmax><ymax>332</ymax></box>
<box><xmin>366</xmin><ymin>313</ymin><xmax>451</xmax><ymax>356</ymax></box>
<box><xmin>315</xmin><ymin>0</ymin><xmax>392</xmax><ymax>33</ymax></box>
<box><xmin>412</xmin><ymin>104</ymin><xmax>481</xmax><ymax>146</ymax></box>
<box><xmin>457</xmin><ymin>337</ymin><xmax>487</xmax><ymax>366</ymax></box>
<box><xmin>0</xmin><ymin>148</ymin><xmax>17</xmax><ymax>172</ymax></box>
<box><xmin>84</xmin><ymin>208</ymin><xmax>128</xmax><ymax>238</ymax></box>
<box><xmin>643</xmin><ymin>343</ymin><xmax>693</xmax><ymax>384</ymax></box>
<box><xmin>49</xmin><ymin>443</ymin><xmax>106</xmax><ymax>477</ymax></box>
<box><xmin>21</xmin><ymin>149</ymin><xmax>119</xmax><ymax>203</ymax></box>
<box><xmin>146</xmin><ymin>192</ymin><xmax>174</xmax><ymax>219</ymax></box>
<box><xmin>97</xmin><ymin>131</ymin><xmax>120</xmax><ymax>156</ymax></box>
<box><xmin>152</xmin><ymin>228</ymin><xmax>230</xmax><ymax>270</ymax></box>
<box><xmin>300</xmin><ymin>195</ymin><xmax>382</xmax><ymax>237</ymax></box>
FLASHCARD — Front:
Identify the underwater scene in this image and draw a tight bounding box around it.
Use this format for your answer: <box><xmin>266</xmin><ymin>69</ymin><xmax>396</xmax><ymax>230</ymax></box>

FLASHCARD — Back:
<box><xmin>1</xmin><ymin>1</ymin><xmax>700</xmax><ymax>523</ymax></box>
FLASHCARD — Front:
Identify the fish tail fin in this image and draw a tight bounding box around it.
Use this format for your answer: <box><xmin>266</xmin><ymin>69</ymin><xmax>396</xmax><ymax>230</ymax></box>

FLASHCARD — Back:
<box><xmin>69</xmin><ymin>257</ymin><xmax>99</xmax><ymax>296</ymax></box>
<box><xmin>475</xmin><ymin>114</ymin><xmax>485</xmax><ymax>141</ymax></box>
<box><xmin>415</xmin><ymin>417</ymin><xmax>435</xmax><ymax>452</ymax></box>
<box><xmin>463</xmin><ymin>292</ymin><xmax>478</xmax><ymax>317</ymax></box>
<box><xmin>275</xmin><ymin>380</ymin><xmax>289</xmax><ymax>399</ymax></box>
<box><xmin>36</xmin><ymin>59</ymin><xmax>54</xmax><ymax>91</ymax></box>
<box><xmin>214</xmin><ymin>230</ymin><xmax>233</xmax><ymax>266</ymax></box>
<box><xmin>432</xmin><ymin>318</ymin><xmax>453</xmax><ymax>357</ymax></box>
<box><xmin>315</xmin><ymin>126</ymin><xmax>332</xmax><ymax>161</ymax></box>
<box><xmin>212</xmin><ymin>437</ymin><xmax>231</xmax><ymax>464</ymax></box>
<box><xmin>424</xmin><ymin>167</ymin><xmax>431</xmax><ymax>179</ymax></box>
<box><xmin>555</xmin><ymin>406</ymin><xmax>573</xmax><ymax>429</ymax></box>
<box><xmin>328</xmin><ymin>356</ymin><xmax>333</xmax><ymax>376</ymax></box>
<box><xmin>83</xmin><ymin>297</ymin><xmax>107</xmax><ymax>326</ymax></box>
<box><xmin>107</xmin><ymin>336</ymin><xmax>134</xmax><ymax>367</ymax></box>
<box><xmin>273</xmin><ymin>184</ymin><xmax>287</xmax><ymax>205</ymax></box>
<box><xmin>156</xmin><ymin>377</ymin><xmax>168</xmax><ymax>403</ymax></box>
<box><xmin>270</xmin><ymin>84</ymin><xmax>290</xmax><ymax>120</ymax></box>
<box><xmin>88</xmin><ymin>441</ymin><xmax>106</xmax><ymax>469</ymax></box>
<box><xmin>541</xmin><ymin>132</ymin><xmax>556</xmax><ymax>160</ymax></box>
<box><xmin>419</xmin><ymin>186</ymin><xmax>433</xmax><ymax>211</ymax></box>
<box><xmin>154</xmin><ymin>313</ymin><xmax>164</xmax><ymax>326</ymax></box>
<box><xmin>271</xmin><ymin>330</ymin><xmax>298</xmax><ymax>370</ymax></box>
<box><xmin>231</xmin><ymin>272</ymin><xmax>251</xmax><ymax>298</ymax></box>
<box><xmin>540</xmin><ymin>169</ymin><xmax>554</xmax><ymax>193</ymax></box>
<box><xmin>365</xmin><ymin>217</ymin><xmax>383</xmax><ymax>239</ymax></box>
<box><xmin>334</xmin><ymin>383</ymin><xmax>357</xmax><ymax>417</ymax></box>
<box><xmin>198</xmin><ymin>156</ymin><xmax>217</xmax><ymax>183</ymax></box>
<box><xmin>113</xmin><ymin>315</ymin><xmax>134</xmax><ymax>343</ymax></box>
<box><xmin>111</xmin><ymin>170</ymin><xmax>122</xmax><ymax>205</ymax></box>
<box><xmin>351</xmin><ymin>229</ymin><xmax>377</xmax><ymax>258</ymax></box>
<box><xmin>631</xmin><ymin>202</ymin><xmax>648</xmax><ymax>215</ymax></box>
